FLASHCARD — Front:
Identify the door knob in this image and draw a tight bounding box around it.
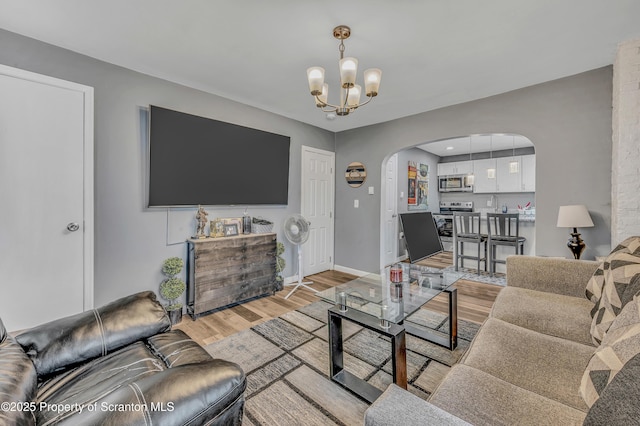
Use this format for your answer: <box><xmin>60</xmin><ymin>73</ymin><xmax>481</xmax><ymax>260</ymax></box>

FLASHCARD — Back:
<box><xmin>67</xmin><ymin>222</ymin><xmax>80</xmax><ymax>232</ymax></box>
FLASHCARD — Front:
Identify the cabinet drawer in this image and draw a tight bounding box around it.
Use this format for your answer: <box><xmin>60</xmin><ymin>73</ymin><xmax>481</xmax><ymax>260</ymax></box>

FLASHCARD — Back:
<box><xmin>194</xmin><ymin>276</ymin><xmax>276</xmax><ymax>314</ymax></box>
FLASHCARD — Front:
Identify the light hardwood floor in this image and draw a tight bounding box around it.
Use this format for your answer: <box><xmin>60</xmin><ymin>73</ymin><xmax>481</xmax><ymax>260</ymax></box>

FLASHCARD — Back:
<box><xmin>175</xmin><ymin>251</ymin><xmax>502</xmax><ymax>346</ymax></box>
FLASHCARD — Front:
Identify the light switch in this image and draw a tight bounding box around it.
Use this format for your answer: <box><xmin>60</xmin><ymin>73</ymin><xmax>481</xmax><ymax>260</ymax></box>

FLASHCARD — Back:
<box><xmin>354</xmin><ymin>199</ymin><xmax>359</xmax><ymax>208</ymax></box>
<box><xmin>400</xmin><ymin>191</ymin><xmax>404</xmax><ymax>199</ymax></box>
<box><xmin>368</xmin><ymin>186</ymin><xmax>375</xmax><ymax>195</ymax></box>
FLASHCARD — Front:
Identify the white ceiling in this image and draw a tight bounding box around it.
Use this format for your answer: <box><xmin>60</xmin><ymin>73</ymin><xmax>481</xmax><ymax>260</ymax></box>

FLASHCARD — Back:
<box><xmin>1</xmin><ymin>1</ymin><xmax>639</xmax><ymax>133</ymax></box>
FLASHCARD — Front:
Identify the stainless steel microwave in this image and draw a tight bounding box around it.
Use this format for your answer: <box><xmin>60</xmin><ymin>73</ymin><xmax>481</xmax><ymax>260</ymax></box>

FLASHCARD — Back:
<box><xmin>438</xmin><ymin>175</ymin><xmax>474</xmax><ymax>192</ymax></box>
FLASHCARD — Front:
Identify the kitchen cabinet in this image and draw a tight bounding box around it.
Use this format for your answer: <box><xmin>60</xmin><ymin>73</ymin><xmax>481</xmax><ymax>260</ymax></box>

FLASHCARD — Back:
<box><xmin>496</xmin><ymin>157</ymin><xmax>522</xmax><ymax>193</ymax></box>
<box><xmin>437</xmin><ymin>160</ymin><xmax>473</xmax><ymax>176</ymax></box>
<box><xmin>472</xmin><ymin>158</ymin><xmax>497</xmax><ymax>193</ymax></box>
<box><xmin>521</xmin><ymin>154</ymin><xmax>536</xmax><ymax>191</ymax></box>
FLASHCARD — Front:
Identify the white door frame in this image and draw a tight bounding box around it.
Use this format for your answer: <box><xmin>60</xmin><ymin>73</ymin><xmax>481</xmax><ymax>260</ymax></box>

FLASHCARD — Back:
<box><xmin>0</xmin><ymin>64</ymin><xmax>94</xmax><ymax>311</ymax></box>
<box><xmin>301</xmin><ymin>145</ymin><xmax>335</xmax><ymax>274</ymax></box>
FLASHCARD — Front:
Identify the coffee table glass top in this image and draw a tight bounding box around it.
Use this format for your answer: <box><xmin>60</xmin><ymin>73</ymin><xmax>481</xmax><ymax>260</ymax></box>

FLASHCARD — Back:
<box><xmin>317</xmin><ymin>265</ymin><xmax>464</xmax><ymax>324</ymax></box>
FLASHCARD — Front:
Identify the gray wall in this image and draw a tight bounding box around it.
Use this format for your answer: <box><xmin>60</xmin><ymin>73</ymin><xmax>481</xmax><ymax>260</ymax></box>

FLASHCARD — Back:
<box><xmin>0</xmin><ymin>29</ymin><xmax>335</xmax><ymax>306</ymax></box>
<box><xmin>395</xmin><ymin>148</ymin><xmax>440</xmax><ymax>258</ymax></box>
<box><xmin>396</xmin><ymin>148</ymin><xmax>440</xmax><ymax>215</ymax></box>
<box><xmin>335</xmin><ymin>67</ymin><xmax>613</xmax><ymax>272</ymax></box>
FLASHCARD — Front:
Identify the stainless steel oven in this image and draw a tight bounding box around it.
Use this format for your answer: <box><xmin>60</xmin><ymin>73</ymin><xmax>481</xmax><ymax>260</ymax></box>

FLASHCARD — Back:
<box><xmin>434</xmin><ymin>201</ymin><xmax>474</xmax><ymax>238</ymax></box>
<box><xmin>438</xmin><ymin>175</ymin><xmax>474</xmax><ymax>192</ymax></box>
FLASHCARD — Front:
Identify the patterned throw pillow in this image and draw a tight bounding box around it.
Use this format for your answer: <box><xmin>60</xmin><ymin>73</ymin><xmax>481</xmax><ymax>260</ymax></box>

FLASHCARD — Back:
<box><xmin>585</xmin><ymin>237</ymin><xmax>636</xmax><ymax>305</ymax></box>
<box><xmin>589</xmin><ymin>237</ymin><xmax>640</xmax><ymax>345</ymax></box>
<box><xmin>581</xmin><ymin>295</ymin><xmax>640</xmax><ymax>407</ymax></box>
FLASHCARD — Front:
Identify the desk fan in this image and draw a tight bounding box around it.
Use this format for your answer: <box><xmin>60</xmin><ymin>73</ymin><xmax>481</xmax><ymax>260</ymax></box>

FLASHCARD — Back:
<box><xmin>283</xmin><ymin>214</ymin><xmax>316</xmax><ymax>299</ymax></box>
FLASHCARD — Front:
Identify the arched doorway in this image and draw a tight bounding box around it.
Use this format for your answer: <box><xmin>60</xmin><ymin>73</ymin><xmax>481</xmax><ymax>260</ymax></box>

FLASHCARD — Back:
<box><xmin>380</xmin><ymin>134</ymin><xmax>535</xmax><ymax>270</ymax></box>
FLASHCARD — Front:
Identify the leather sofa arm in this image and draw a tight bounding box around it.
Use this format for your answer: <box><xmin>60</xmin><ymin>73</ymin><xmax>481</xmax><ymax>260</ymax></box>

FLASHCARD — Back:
<box><xmin>506</xmin><ymin>256</ymin><xmax>599</xmax><ymax>298</ymax></box>
<box><xmin>16</xmin><ymin>291</ymin><xmax>171</xmax><ymax>377</ymax></box>
<box><xmin>0</xmin><ymin>317</ymin><xmax>38</xmax><ymax>426</ymax></box>
<box><xmin>48</xmin><ymin>360</ymin><xmax>246</xmax><ymax>426</ymax></box>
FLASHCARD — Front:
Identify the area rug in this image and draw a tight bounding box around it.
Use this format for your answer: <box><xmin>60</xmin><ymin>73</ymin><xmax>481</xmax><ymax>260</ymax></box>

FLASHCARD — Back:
<box><xmin>204</xmin><ymin>301</ymin><xmax>480</xmax><ymax>426</ymax></box>
<box><xmin>441</xmin><ymin>265</ymin><xmax>506</xmax><ymax>286</ymax></box>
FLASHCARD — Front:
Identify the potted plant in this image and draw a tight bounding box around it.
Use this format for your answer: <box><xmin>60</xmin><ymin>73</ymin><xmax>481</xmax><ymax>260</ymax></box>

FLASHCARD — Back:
<box><xmin>159</xmin><ymin>257</ymin><xmax>186</xmax><ymax>325</ymax></box>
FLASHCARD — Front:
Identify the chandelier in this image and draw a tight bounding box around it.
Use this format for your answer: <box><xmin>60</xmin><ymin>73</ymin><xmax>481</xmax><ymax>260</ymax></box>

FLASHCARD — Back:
<box><xmin>306</xmin><ymin>25</ymin><xmax>382</xmax><ymax>116</ymax></box>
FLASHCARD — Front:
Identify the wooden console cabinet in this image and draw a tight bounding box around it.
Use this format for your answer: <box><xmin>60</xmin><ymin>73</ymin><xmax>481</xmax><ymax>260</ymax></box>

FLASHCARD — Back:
<box><xmin>186</xmin><ymin>233</ymin><xmax>278</xmax><ymax>319</ymax></box>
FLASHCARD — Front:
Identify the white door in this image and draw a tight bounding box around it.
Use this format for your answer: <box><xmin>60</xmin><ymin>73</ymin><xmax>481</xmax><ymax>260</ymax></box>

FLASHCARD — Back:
<box><xmin>0</xmin><ymin>65</ymin><xmax>93</xmax><ymax>332</ymax></box>
<box><xmin>301</xmin><ymin>146</ymin><xmax>334</xmax><ymax>276</ymax></box>
<box><xmin>383</xmin><ymin>154</ymin><xmax>398</xmax><ymax>266</ymax></box>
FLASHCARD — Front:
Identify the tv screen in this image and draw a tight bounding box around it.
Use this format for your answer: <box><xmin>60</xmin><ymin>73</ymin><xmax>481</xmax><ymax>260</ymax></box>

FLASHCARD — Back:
<box><xmin>148</xmin><ymin>105</ymin><xmax>291</xmax><ymax>206</ymax></box>
<box><xmin>399</xmin><ymin>212</ymin><xmax>443</xmax><ymax>263</ymax></box>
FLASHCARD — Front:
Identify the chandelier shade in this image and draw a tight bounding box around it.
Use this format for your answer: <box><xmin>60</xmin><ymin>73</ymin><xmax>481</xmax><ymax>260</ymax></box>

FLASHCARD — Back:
<box><xmin>306</xmin><ymin>25</ymin><xmax>381</xmax><ymax>117</ymax></box>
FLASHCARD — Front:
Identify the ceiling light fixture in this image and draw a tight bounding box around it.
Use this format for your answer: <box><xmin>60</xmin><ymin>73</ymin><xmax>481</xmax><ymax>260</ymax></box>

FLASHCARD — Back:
<box><xmin>509</xmin><ymin>135</ymin><xmax>519</xmax><ymax>173</ymax></box>
<box><xmin>306</xmin><ymin>25</ymin><xmax>382</xmax><ymax>116</ymax></box>
<box><xmin>487</xmin><ymin>135</ymin><xmax>496</xmax><ymax>179</ymax></box>
<box><xmin>466</xmin><ymin>136</ymin><xmax>475</xmax><ymax>185</ymax></box>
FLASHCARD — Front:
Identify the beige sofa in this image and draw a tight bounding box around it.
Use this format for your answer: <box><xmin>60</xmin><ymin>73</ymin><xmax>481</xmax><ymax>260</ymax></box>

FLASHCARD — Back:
<box><xmin>365</xmin><ymin>237</ymin><xmax>640</xmax><ymax>425</ymax></box>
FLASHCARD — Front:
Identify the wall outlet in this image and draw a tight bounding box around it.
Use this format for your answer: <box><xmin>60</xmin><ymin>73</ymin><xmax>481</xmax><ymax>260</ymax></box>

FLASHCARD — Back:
<box><xmin>354</xmin><ymin>199</ymin><xmax>359</xmax><ymax>208</ymax></box>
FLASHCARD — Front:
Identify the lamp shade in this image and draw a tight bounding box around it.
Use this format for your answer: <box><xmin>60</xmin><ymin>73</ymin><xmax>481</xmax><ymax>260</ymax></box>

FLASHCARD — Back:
<box><xmin>346</xmin><ymin>85</ymin><xmax>361</xmax><ymax>107</ymax></box>
<box><xmin>307</xmin><ymin>67</ymin><xmax>325</xmax><ymax>95</ymax></box>
<box><xmin>364</xmin><ymin>68</ymin><xmax>382</xmax><ymax>96</ymax></box>
<box><xmin>557</xmin><ymin>205</ymin><xmax>594</xmax><ymax>228</ymax></box>
<box><xmin>315</xmin><ymin>83</ymin><xmax>328</xmax><ymax>107</ymax></box>
<box><xmin>339</xmin><ymin>57</ymin><xmax>358</xmax><ymax>88</ymax></box>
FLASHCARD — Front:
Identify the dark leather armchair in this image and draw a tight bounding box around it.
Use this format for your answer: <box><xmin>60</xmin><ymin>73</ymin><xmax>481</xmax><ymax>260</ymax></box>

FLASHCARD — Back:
<box><xmin>0</xmin><ymin>291</ymin><xmax>245</xmax><ymax>425</ymax></box>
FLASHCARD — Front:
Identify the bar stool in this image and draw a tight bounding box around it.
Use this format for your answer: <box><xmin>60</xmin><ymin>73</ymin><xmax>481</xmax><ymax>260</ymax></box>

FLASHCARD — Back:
<box><xmin>453</xmin><ymin>212</ymin><xmax>488</xmax><ymax>274</ymax></box>
<box><xmin>487</xmin><ymin>213</ymin><xmax>526</xmax><ymax>276</ymax></box>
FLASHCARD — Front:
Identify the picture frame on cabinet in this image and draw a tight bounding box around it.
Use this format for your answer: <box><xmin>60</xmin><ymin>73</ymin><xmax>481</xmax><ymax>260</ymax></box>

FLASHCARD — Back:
<box><xmin>222</xmin><ymin>217</ymin><xmax>243</xmax><ymax>234</ymax></box>
<box><xmin>224</xmin><ymin>224</ymin><xmax>239</xmax><ymax>237</ymax></box>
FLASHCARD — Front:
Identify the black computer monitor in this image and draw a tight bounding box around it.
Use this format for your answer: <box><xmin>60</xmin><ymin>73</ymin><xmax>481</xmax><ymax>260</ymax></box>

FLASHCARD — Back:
<box><xmin>399</xmin><ymin>212</ymin><xmax>443</xmax><ymax>263</ymax></box>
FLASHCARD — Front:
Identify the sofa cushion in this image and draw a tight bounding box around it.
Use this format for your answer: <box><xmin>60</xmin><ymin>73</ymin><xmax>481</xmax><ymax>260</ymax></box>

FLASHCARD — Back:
<box><xmin>0</xmin><ymin>318</ymin><xmax>38</xmax><ymax>426</ymax></box>
<box><xmin>36</xmin><ymin>332</ymin><xmax>245</xmax><ymax>425</ymax></box>
<box><xmin>583</xmin><ymin>352</ymin><xmax>640</xmax><ymax>425</ymax></box>
<box><xmin>585</xmin><ymin>236</ymin><xmax>638</xmax><ymax>304</ymax></box>
<box><xmin>580</xmin><ymin>295</ymin><xmax>640</xmax><ymax>407</ymax></box>
<box><xmin>429</xmin><ymin>364</ymin><xmax>587</xmax><ymax>426</ymax></box>
<box><xmin>588</xmin><ymin>238</ymin><xmax>640</xmax><ymax>345</ymax></box>
<box><xmin>16</xmin><ymin>291</ymin><xmax>171</xmax><ymax>376</ymax></box>
<box><xmin>461</xmin><ymin>318</ymin><xmax>594</xmax><ymax>411</ymax></box>
<box><xmin>490</xmin><ymin>286</ymin><xmax>595</xmax><ymax>346</ymax></box>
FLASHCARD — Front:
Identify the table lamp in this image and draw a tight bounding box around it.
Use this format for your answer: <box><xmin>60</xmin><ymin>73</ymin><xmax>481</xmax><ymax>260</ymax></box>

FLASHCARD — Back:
<box><xmin>557</xmin><ymin>205</ymin><xmax>594</xmax><ymax>259</ymax></box>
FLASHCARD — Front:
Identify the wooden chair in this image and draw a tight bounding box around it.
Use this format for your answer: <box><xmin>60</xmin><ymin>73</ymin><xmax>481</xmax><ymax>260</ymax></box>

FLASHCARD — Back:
<box><xmin>453</xmin><ymin>212</ymin><xmax>487</xmax><ymax>274</ymax></box>
<box><xmin>487</xmin><ymin>213</ymin><xmax>526</xmax><ymax>276</ymax></box>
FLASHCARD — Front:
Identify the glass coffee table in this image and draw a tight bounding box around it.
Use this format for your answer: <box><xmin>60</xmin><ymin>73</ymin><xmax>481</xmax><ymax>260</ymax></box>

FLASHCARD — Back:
<box><xmin>317</xmin><ymin>264</ymin><xmax>464</xmax><ymax>403</ymax></box>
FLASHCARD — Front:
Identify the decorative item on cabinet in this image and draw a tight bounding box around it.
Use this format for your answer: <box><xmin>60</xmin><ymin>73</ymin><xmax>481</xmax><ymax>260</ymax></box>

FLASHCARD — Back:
<box><xmin>209</xmin><ymin>218</ymin><xmax>225</xmax><ymax>237</ymax></box>
<box><xmin>194</xmin><ymin>205</ymin><xmax>209</xmax><ymax>239</ymax></box>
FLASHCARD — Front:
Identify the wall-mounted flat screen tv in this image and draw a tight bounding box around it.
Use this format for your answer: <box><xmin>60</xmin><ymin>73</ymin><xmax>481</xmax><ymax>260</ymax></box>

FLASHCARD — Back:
<box><xmin>148</xmin><ymin>105</ymin><xmax>291</xmax><ymax>207</ymax></box>
<box><xmin>399</xmin><ymin>212</ymin><xmax>443</xmax><ymax>263</ymax></box>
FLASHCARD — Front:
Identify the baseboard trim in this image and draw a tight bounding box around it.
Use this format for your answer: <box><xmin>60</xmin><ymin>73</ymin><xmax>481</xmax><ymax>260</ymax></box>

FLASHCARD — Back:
<box><xmin>333</xmin><ymin>265</ymin><xmax>369</xmax><ymax>277</ymax></box>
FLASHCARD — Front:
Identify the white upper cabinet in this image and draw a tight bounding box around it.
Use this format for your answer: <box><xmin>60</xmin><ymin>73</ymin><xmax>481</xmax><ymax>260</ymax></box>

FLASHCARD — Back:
<box><xmin>472</xmin><ymin>158</ymin><xmax>497</xmax><ymax>193</ymax></box>
<box><xmin>521</xmin><ymin>154</ymin><xmax>536</xmax><ymax>192</ymax></box>
<box><xmin>480</xmin><ymin>155</ymin><xmax>535</xmax><ymax>193</ymax></box>
<box><xmin>496</xmin><ymin>157</ymin><xmax>522</xmax><ymax>193</ymax></box>
<box><xmin>437</xmin><ymin>160</ymin><xmax>473</xmax><ymax>176</ymax></box>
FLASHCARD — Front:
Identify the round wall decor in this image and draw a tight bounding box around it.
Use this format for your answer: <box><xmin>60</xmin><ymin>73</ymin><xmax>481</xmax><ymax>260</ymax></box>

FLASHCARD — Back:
<box><xmin>345</xmin><ymin>162</ymin><xmax>366</xmax><ymax>187</ymax></box>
